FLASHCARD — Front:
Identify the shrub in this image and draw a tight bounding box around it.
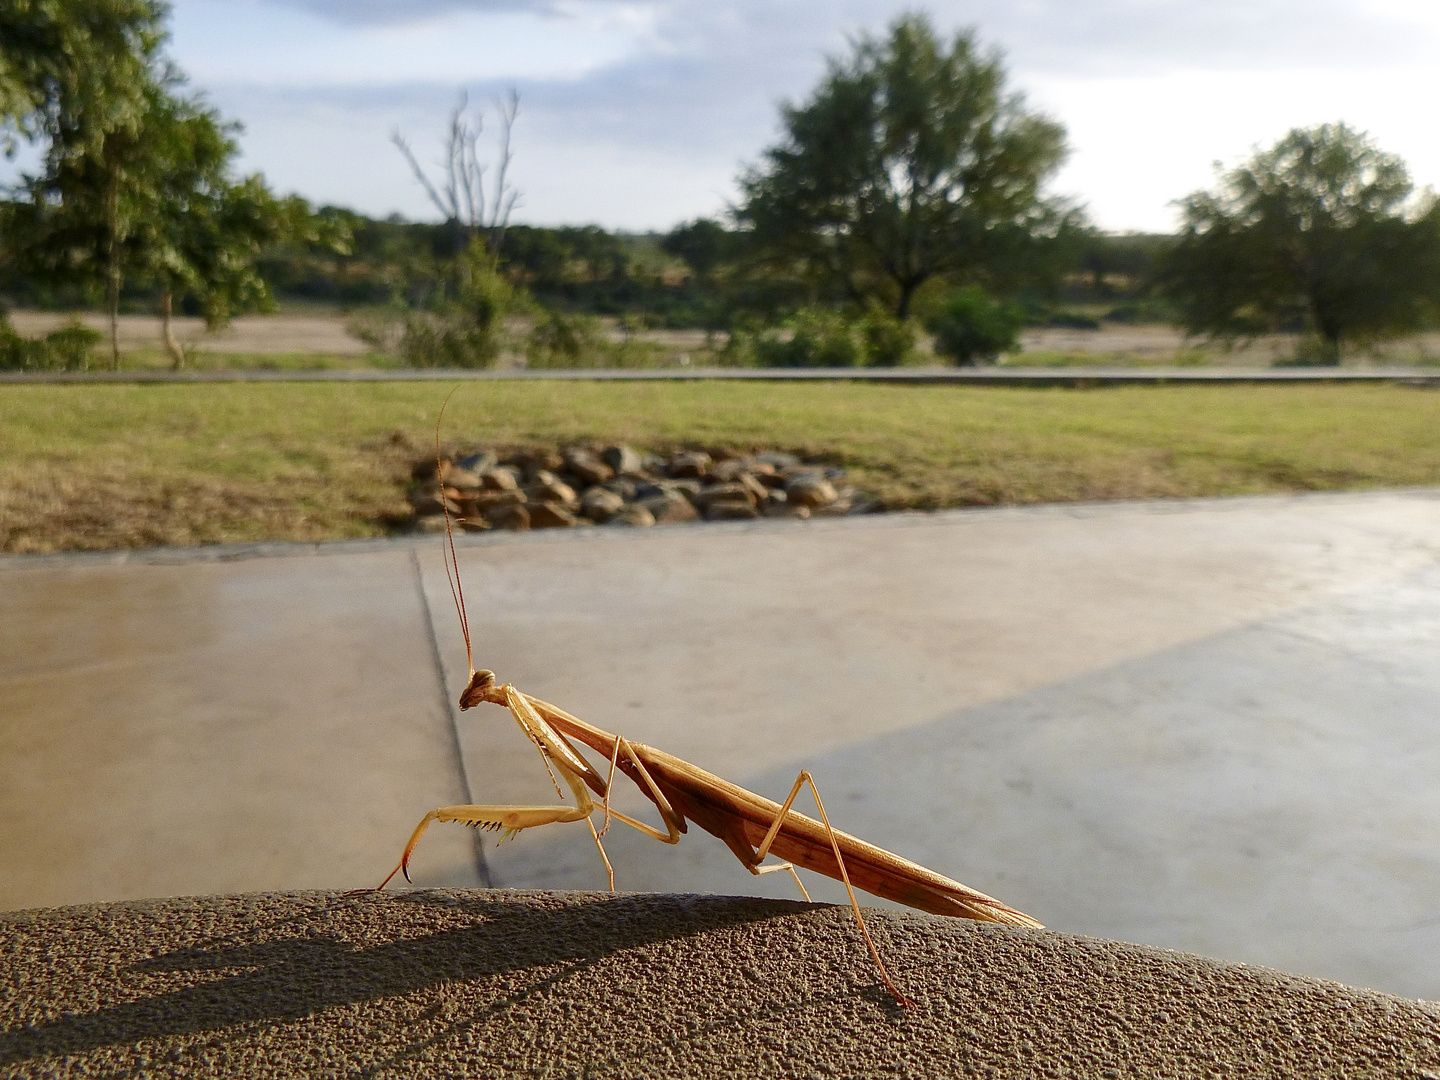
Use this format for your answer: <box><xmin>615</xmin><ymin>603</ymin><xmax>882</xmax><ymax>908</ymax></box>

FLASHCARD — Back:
<box><xmin>354</xmin><ymin>239</ymin><xmax>528</xmax><ymax>369</ymax></box>
<box><xmin>859</xmin><ymin>303</ymin><xmax>919</xmax><ymax>366</ymax></box>
<box><xmin>0</xmin><ymin>316</ymin><xmax>103</xmax><ymax>371</ymax></box>
<box><xmin>925</xmin><ymin>286</ymin><xmax>1025</xmax><ymax>365</ymax></box>
<box><xmin>726</xmin><ymin>305</ymin><xmax>918</xmax><ymax>367</ymax></box>
<box><xmin>526</xmin><ymin>311</ymin><xmax>609</xmax><ymax>368</ymax></box>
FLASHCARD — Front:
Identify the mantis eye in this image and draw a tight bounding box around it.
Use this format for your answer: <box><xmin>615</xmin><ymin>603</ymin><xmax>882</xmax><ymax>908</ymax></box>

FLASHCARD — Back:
<box><xmin>475</xmin><ymin>670</ymin><xmax>496</xmax><ymax>687</ymax></box>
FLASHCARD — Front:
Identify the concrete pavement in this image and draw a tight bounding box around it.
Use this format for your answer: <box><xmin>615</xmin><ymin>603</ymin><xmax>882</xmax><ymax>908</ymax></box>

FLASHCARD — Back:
<box><xmin>3</xmin><ymin>491</ymin><xmax>1440</xmax><ymax>999</ymax></box>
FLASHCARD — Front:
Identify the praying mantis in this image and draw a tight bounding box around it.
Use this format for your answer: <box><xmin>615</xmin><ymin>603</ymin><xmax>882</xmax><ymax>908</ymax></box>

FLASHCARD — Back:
<box><xmin>378</xmin><ymin>405</ymin><xmax>1043</xmax><ymax>1007</ymax></box>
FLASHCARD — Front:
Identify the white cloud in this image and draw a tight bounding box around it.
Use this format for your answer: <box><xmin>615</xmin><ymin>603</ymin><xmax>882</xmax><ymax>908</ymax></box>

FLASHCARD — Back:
<box><xmin>166</xmin><ymin>0</ymin><xmax>1440</xmax><ymax>231</ymax></box>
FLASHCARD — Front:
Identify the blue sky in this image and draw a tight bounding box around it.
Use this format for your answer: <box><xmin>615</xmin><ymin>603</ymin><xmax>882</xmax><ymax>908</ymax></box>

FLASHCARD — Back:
<box><xmin>159</xmin><ymin>0</ymin><xmax>1440</xmax><ymax>233</ymax></box>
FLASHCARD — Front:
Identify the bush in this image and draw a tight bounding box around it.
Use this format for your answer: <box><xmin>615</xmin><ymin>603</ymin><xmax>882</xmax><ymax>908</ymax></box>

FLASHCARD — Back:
<box><xmin>0</xmin><ymin>316</ymin><xmax>102</xmax><ymax>371</ymax></box>
<box><xmin>925</xmin><ymin>287</ymin><xmax>1024</xmax><ymax>365</ymax></box>
<box><xmin>859</xmin><ymin>303</ymin><xmax>919</xmax><ymax>366</ymax></box>
<box><xmin>725</xmin><ymin>305</ymin><xmax>918</xmax><ymax>367</ymax></box>
<box><xmin>526</xmin><ymin>311</ymin><xmax>609</xmax><ymax>368</ymax></box>
<box><xmin>351</xmin><ymin>239</ymin><xmax>528</xmax><ymax>369</ymax></box>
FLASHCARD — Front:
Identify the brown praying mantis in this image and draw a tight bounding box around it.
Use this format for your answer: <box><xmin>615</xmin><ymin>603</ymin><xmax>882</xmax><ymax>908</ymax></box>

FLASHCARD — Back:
<box><xmin>378</xmin><ymin>404</ymin><xmax>1043</xmax><ymax>1006</ymax></box>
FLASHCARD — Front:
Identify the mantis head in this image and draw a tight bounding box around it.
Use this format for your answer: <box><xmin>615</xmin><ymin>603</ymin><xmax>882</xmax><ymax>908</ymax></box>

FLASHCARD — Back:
<box><xmin>459</xmin><ymin>668</ymin><xmax>499</xmax><ymax>710</ymax></box>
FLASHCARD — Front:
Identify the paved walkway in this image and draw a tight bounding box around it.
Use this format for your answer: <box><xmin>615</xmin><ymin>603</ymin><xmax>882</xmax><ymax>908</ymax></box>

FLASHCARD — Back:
<box><xmin>3</xmin><ymin>491</ymin><xmax>1440</xmax><ymax>999</ymax></box>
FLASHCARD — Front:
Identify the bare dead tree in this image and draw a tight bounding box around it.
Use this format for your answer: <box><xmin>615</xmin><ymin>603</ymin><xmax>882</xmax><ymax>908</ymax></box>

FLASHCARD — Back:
<box><xmin>393</xmin><ymin>89</ymin><xmax>521</xmax><ymax>251</ymax></box>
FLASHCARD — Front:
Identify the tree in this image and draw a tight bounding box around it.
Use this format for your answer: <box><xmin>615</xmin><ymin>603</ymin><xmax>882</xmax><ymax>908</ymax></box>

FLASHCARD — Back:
<box><xmin>1161</xmin><ymin>123</ymin><xmax>1440</xmax><ymax>364</ymax></box>
<box><xmin>6</xmin><ymin>15</ymin><xmax>333</xmax><ymax>368</ymax></box>
<box><xmin>393</xmin><ymin>90</ymin><xmax>520</xmax><ymax>254</ymax></box>
<box><xmin>736</xmin><ymin>13</ymin><xmax>1070</xmax><ymax>320</ymax></box>
<box><xmin>0</xmin><ymin>0</ymin><xmax>166</xmax><ymax>154</ymax></box>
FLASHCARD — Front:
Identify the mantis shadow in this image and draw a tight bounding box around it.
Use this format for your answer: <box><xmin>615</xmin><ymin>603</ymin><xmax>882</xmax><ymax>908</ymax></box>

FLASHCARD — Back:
<box><xmin>0</xmin><ymin>891</ymin><xmax>812</xmax><ymax>1066</ymax></box>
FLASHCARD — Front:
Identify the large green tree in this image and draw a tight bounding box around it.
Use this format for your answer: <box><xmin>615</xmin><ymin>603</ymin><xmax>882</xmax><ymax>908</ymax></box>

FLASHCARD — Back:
<box><xmin>0</xmin><ymin>0</ymin><xmax>166</xmax><ymax>152</ymax></box>
<box><xmin>736</xmin><ymin>13</ymin><xmax>1071</xmax><ymax>319</ymax></box>
<box><xmin>5</xmin><ymin>4</ymin><xmax>331</xmax><ymax>367</ymax></box>
<box><xmin>1161</xmin><ymin>123</ymin><xmax>1440</xmax><ymax>364</ymax></box>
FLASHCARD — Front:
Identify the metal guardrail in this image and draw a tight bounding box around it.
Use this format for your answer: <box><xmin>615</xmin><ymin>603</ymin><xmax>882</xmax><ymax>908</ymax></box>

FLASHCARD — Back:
<box><xmin>3</xmin><ymin>366</ymin><xmax>1439</xmax><ymax>386</ymax></box>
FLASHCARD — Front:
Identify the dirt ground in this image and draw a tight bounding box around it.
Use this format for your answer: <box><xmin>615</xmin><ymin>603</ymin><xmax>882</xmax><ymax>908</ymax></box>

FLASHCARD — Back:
<box><xmin>8</xmin><ymin>311</ymin><xmax>372</xmax><ymax>355</ymax></box>
<box><xmin>8</xmin><ymin>310</ymin><xmax>1440</xmax><ymax>365</ymax></box>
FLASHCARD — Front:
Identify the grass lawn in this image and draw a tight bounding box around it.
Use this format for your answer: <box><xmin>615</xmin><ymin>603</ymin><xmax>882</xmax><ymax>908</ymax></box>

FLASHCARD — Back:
<box><xmin>2</xmin><ymin>380</ymin><xmax>1439</xmax><ymax>553</ymax></box>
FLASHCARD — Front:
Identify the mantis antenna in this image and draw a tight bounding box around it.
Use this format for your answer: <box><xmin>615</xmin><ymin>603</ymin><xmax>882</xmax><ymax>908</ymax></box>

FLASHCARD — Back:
<box><xmin>435</xmin><ymin>386</ymin><xmax>475</xmax><ymax>682</ymax></box>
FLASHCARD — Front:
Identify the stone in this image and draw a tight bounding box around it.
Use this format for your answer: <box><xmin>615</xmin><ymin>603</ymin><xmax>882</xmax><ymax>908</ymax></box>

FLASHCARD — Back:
<box><xmin>527</xmin><ymin>471</ymin><xmax>578</xmax><ymax>507</ymax></box>
<box><xmin>458</xmin><ymin>516</ymin><xmax>491</xmax><ymax>532</ymax></box>
<box><xmin>638</xmin><ymin>492</ymin><xmax>700</xmax><ymax>525</ymax></box>
<box><xmin>484</xmin><ymin>503</ymin><xmax>530</xmax><ymax>530</ymax></box>
<box><xmin>579</xmin><ymin>486</ymin><xmax>626</xmax><ymax>522</ymax></box>
<box><xmin>440</xmin><ymin>464</ymin><xmax>482</xmax><ymax>491</ymax></box>
<box><xmin>409</xmin><ymin>482</ymin><xmax>462</xmax><ymax>518</ymax></box>
<box><xmin>664</xmin><ymin>478</ymin><xmax>703</xmax><ymax>502</ymax></box>
<box><xmin>708</xmin><ymin>458</ymin><xmax>755</xmax><ymax>484</ymax></box>
<box><xmin>515</xmin><ymin>449</ymin><xmax>564</xmax><ymax>482</ymax></box>
<box><xmin>810</xmin><ymin>499</ymin><xmax>853</xmax><ymax>517</ymax></box>
<box><xmin>562</xmin><ymin>447</ymin><xmax>613</xmax><ymax>486</ymax></box>
<box><xmin>470</xmin><ymin>490</ymin><xmax>525</xmax><ymax>510</ymax></box>
<box><xmin>606</xmin><ymin>504</ymin><xmax>655</xmax><ymax>527</ymax></box>
<box><xmin>755</xmin><ymin>450</ymin><xmax>800</xmax><ymax>470</ymax></box>
<box><xmin>601</xmin><ymin>445</ymin><xmax>644</xmax><ymax>475</ymax></box>
<box><xmin>738</xmin><ymin>472</ymin><xmax>770</xmax><ymax>504</ymax></box>
<box><xmin>602</xmin><ymin>477</ymin><xmax>640</xmax><ymax>501</ymax></box>
<box><xmin>413</xmin><ymin>513</ymin><xmax>449</xmax><ymax>533</ymax></box>
<box><xmin>786</xmin><ymin>474</ymin><xmax>839</xmax><ymax>508</ymax></box>
<box><xmin>667</xmin><ymin>451</ymin><xmax>712</xmax><ymax>479</ymax></box>
<box><xmin>479</xmin><ymin>468</ymin><xmax>519</xmax><ymax>492</ymax></box>
<box><xmin>695</xmin><ymin>482</ymin><xmax>757</xmax><ymax>510</ymax></box>
<box><xmin>763</xmin><ymin>502</ymin><xmax>811</xmax><ymax>519</ymax></box>
<box><xmin>456</xmin><ymin>451</ymin><xmax>497</xmax><ymax>474</ymax></box>
<box><xmin>705</xmin><ymin>499</ymin><xmax>760</xmax><ymax>521</ymax></box>
<box><xmin>528</xmin><ymin>502</ymin><xmax>579</xmax><ymax>529</ymax></box>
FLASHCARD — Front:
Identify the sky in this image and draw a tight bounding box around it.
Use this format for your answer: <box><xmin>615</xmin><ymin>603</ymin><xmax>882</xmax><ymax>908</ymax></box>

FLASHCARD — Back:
<box><xmin>153</xmin><ymin>0</ymin><xmax>1440</xmax><ymax>234</ymax></box>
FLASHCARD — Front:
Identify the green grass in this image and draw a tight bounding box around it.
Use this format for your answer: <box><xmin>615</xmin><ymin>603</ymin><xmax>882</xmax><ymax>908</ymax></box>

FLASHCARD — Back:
<box><xmin>110</xmin><ymin>348</ymin><xmax>400</xmax><ymax>371</ymax></box>
<box><xmin>3</xmin><ymin>381</ymin><xmax>1439</xmax><ymax>552</ymax></box>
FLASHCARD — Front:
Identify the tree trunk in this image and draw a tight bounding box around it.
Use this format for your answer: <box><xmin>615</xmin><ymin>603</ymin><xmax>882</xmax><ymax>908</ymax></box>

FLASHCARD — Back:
<box><xmin>161</xmin><ymin>291</ymin><xmax>185</xmax><ymax>369</ymax></box>
<box><xmin>894</xmin><ymin>277</ymin><xmax>925</xmax><ymax>321</ymax></box>
<box><xmin>105</xmin><ymin>161</ymin><xmax>121</xmax><ymax>371</ymax></box>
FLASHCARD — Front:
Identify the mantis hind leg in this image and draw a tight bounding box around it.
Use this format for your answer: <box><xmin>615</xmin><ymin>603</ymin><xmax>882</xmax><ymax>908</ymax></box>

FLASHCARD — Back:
<box><xmin>756</xmin><ymin>770</ymin><xmax>914</xmax><ymax>1008</ymax></box>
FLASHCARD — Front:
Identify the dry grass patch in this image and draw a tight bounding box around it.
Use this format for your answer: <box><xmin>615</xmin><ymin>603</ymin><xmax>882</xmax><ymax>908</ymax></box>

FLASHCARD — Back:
<box><xmin>3</xmin><ymin>381</ymin><xmax>1440</xmax><ymax>553</ymax></box>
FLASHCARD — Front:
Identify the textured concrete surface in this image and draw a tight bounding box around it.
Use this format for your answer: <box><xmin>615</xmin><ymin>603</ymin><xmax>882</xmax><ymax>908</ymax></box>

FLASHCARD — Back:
<box><xmin>4</xmin><ymin>491</ymin><xmax>1440</xmax><ymax>1006</ymax></box>
<box><xmin>5</xmin><ymin>890</ymin><xmax>1440</xmax><ymax>1079</ymax></box>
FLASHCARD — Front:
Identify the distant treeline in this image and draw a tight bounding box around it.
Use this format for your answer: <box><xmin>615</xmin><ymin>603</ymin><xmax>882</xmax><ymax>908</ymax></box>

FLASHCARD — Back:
<box><xmin>0</xmin><ymin>203</ymin><xmax>1172</xmax><ymax>330</ymax></box>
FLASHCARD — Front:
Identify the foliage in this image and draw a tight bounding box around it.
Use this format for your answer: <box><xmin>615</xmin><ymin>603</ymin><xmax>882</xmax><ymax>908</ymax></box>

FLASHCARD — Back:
<box><xmin>360</xmin><ymin>238</ymin><xmax>528</xmax><ymax>368</ymax></box>
<box><xmin>926</xmin><ymin>285</ymin><xmax>1025</xmax><ymax>364</ymax></box>
<box><xmin>1160</xmin><ymin>123</ymin><xmax>1440</xmax><ymax>364</ymax></box>
<box><xmin>0</xmin><ymin>313</ymin><xmax>101</xmax><ymax>370</ymax></box>
<box><xmin>737</xmin><ymin>13</ymin><xmax>1072</xmax><ymax>319</ymax></box>
<box><xmin>526</xmin><ymin>310</ymin><xmax>609</xmax><ymax>368</ymax></box>
<box><xmin>726</xmin><ymin>305</ymin><xmax>918</xmax><ymax>368</ymax></box>
<box><xmin>2</xmin><ymin>2</ymin><xmax>338</xmax><ymax>367</ymax></box>
<box><xmin>0</xmin><ymin>0</ymin><xmax>167</xmax><ymax>154</ymax></box>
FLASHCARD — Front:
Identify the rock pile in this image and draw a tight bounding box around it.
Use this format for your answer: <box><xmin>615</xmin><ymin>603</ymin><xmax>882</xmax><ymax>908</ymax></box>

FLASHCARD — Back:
<box><xmin>408</xmin><ymin>445</ymin><xmax>878</xmax><ymax>532</ymax></box>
